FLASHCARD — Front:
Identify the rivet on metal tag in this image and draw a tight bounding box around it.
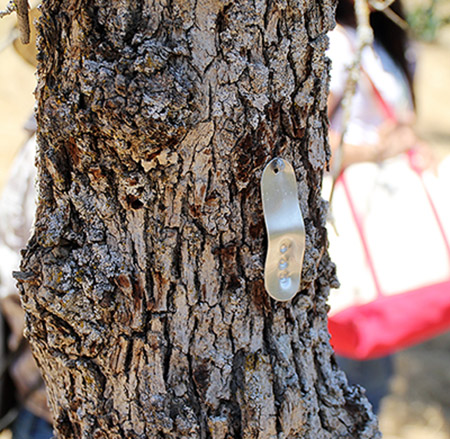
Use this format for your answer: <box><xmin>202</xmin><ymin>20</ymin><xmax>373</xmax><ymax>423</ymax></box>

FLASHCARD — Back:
<box><xmin>261</xmin><ymin>158</ymin><xmax>305</xmax><ymax>301</ymax></box>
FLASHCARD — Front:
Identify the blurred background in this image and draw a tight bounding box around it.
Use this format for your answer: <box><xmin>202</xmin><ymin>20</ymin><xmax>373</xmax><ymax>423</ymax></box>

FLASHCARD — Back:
<box><xmin>0</xmin><ymin>0</ymin><xmax>449</xmax><ymax>438</ymax></box>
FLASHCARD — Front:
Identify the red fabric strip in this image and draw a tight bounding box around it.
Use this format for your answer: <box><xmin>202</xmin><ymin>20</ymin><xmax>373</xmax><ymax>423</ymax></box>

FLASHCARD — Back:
<box><xmin>329</xmin><ymin>280</ymin><xmax>450</xmax><ymax>359</ymax></box>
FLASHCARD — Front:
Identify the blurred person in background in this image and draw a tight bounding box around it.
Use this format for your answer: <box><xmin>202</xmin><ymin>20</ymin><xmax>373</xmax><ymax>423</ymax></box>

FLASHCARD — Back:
<box><xmin>326</xmin><ymin>0</ymin><xmax>431</xmax><ymax>413</ymax></box>
<box><xmin>0</xmin><ymin>5</ymin><xmax>53</xmax><ymax>437</ymax></box>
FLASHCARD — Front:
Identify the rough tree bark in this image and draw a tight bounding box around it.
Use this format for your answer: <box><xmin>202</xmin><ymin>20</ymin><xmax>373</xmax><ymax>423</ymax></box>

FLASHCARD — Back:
<box><xmin>17</xmin><ymin>0</ymin><xmax>380</xmax><ymax>438</ymax></box>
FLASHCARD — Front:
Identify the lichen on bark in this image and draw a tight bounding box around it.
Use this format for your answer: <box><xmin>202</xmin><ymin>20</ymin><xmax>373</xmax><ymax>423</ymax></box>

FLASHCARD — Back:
<box><xmin>16</xmin><ymin>0</ymin><xmax>381</xmax><ymax>438</ymax></box>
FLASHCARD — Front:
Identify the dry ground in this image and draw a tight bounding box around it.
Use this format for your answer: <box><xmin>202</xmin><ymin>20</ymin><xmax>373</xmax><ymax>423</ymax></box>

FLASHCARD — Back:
<box><xmin>1</xmin><ymin>2</ymin><xmax>449</xmax><ymax>438</ymax></box>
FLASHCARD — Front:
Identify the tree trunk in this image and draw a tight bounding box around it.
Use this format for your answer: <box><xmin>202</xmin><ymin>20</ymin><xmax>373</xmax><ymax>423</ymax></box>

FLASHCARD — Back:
<box><xmin>17</xmin><ymin>0</ymin><xmax>380</xmax><ymax>437</ymax></box>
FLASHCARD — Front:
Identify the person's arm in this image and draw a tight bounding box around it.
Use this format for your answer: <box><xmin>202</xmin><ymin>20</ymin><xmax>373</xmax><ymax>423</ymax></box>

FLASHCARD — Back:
<box><xmin>328</xmin><ymin>92</ymin><xmax>421</xmax><ymax>169</ymax></box>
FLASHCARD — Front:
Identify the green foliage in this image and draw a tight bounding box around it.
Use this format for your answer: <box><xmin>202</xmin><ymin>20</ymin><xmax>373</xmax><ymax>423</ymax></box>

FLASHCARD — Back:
<box><xmin>407</xmin><ymin>0</ymin><xmax>450</xmax><ymax>42</ymax></box>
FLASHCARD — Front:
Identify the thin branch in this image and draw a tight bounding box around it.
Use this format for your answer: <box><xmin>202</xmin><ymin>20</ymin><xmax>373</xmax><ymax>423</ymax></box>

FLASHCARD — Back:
<box><xmin>382</xmin><ymin>7</ymin><xmax>408</xmax><ymax>30</ymax></box>
<box><xmin>330</xmin><ymin>0</ymin><xmax>373</xmax><ymax>183</ymax></box>
<box><xmin>327</xmin><ymin>0</ymin><xmax>373</xmax><ymax>220</ymax></box>
<box><xmin>16</xmin><ymin>0</ymin><xmax>30</xmax><ymax>44</ymax></box>
<box><xmin>0</xmin><ymin>0</ymin><xmax>15</xmax><ymax>18</ymax></box>
<box><xmin>368</xmin><ymin>0</ymin><xmax>396</xmax><ymax>10</ymax></box>
<box><xmin>369</xmin><ymin>0</ymin><xmax>409</xmax><ymax>30</ymax></box>
<box><xmin>0</xmin><ymin>0</ymin><xmax>30</xmax><ymax>44</ymax></box>
<box><xmin>328</xmin><ymin>0</ymin><xmax>373</xmax><ymax>230</ymax></box>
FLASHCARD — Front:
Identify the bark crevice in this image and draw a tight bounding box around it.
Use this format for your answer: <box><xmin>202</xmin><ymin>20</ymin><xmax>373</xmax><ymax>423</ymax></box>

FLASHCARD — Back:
<box><xmin>17</xmin><ymin>0</ymin><xmax>380</xmax><ymax>437</ymax></box>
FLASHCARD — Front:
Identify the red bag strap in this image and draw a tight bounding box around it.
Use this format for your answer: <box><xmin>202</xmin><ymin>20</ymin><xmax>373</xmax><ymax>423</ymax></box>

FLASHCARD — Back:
<box><xmin>339</xmin><ymin>172</ymin><xmax>384</xmax><ymax>297</ymax></box>
<box><xmin>358</xmin><ymin>67</ymin><xmax>450</xmax><ymax>272</ymax></box>
<box><xmin>361</xmin><ymin>67</ymin><xmax>398</xmax><ymax>122</ymax></box>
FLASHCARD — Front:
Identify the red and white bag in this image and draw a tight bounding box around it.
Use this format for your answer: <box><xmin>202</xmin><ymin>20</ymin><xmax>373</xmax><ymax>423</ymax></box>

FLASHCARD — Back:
<box><xmin>327</xmin><ymin>152</ymin><xmax>450</xmax><ymax>359</ymax></box>
<box><xmin>326</xmin><ymin>66</ymin><xmax>450</xmax><ymax>360</ymax></box>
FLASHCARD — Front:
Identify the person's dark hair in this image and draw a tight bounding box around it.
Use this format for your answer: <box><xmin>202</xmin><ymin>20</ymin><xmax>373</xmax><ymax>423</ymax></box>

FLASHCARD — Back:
<box><xmin>336</xmin><ymin>0</ymin><xmax>414</xmax><ymax>102</ymax></box>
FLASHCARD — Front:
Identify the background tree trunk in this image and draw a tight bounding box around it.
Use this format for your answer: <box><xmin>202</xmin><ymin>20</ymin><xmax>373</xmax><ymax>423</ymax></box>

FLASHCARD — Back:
<box><xmin>17</xmin><ymin>0</ymin><xmax>380</xmax><ymax>437</ymax></box>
